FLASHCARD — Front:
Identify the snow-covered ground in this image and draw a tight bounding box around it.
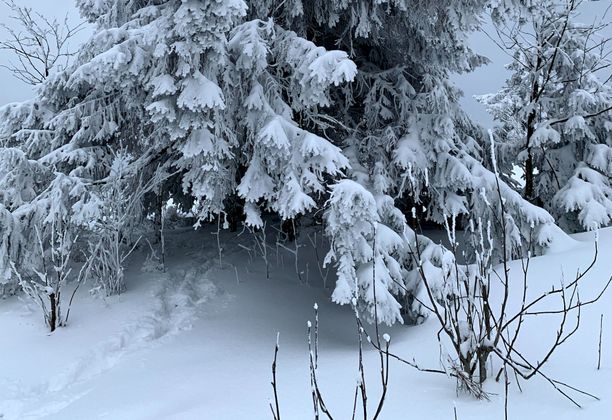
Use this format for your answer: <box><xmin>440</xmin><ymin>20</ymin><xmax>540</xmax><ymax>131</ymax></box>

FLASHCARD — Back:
<box><xmin>1</xmin><ymin>227</ymin><xmax>610</xmax><ymax>419</ymax></box>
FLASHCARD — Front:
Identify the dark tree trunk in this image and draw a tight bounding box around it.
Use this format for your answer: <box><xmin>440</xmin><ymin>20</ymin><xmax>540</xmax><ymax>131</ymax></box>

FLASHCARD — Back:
<box><xmin>478</xmin><ymin>350</ymin><xmax>489</xmax><ymax>384</ymax></box>
<box><xmin>281</xmin><ymin>218</ymin><xmax>298</xmax><ymax>242</ymax></box>
<box><xmin>49</xmin><ymin>292</ymin><xmax>57</xmax><ymax>332</ymax></box>
<box><xmin>224</xmin><ymin>194</ymin><xmax>244</xmax><ymax>232</ymax></box>
<box><xmin>524</xmin><ymin>57</ymin><xmax>542</xmax><ymax>203</ymax></box>
<box><xmin>524</xmin><ymin>109</ymin><xmax>536</xmax><ymax>202</ymax></box>
<box><xmin>155</xmin><ymin>193</ymin><xmax>163</xmax><ymax>243</ymax></box>
<box><xmin>524</xmin><ymin>148</ymin><xmax>534</xmax><ymax>200</ymax></box>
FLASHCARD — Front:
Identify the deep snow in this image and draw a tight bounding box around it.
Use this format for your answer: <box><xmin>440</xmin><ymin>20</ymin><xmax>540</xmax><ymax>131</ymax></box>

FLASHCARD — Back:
<box><xmin>0</xmin><ymin>226</ymin><xmax>611</xmax><ymax>419</ymax></box>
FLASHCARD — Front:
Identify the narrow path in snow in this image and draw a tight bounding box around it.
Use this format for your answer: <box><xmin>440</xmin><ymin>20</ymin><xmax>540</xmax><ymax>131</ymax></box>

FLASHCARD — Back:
<box><xmin>0</xmin><ymin>253</ymin><xmax>220</xmax><ymax>420</ymax></box>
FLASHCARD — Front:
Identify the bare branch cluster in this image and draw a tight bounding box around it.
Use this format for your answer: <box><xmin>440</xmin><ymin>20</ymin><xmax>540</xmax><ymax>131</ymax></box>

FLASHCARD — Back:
<box><xmin>405</xmin><ymin>162</ymin><xmax>610</xmax><ymax>410</ymax></box>
<box><xmin>0</xmin><ymin>0</ymin><xmax>84</xmax><ymax>85</ymax></box>
<box><xmin>270</xmin><ymin>301</ymin><xmax>392</xmax><ymax>420</ymax></box>
<box><xmin>10</xmin><ymin>220</ymin><xmax>92</xmax><ymax>332</ymax></box>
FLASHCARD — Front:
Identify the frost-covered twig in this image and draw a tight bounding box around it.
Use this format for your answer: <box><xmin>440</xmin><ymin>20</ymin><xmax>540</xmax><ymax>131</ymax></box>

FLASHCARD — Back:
<box><xmin>598</xmin><ymin>314</ymin><xmax>604</xmax><ymax>370</ymax></box>
<box><xmin>274</xmin><ymin>221</ymin><xmax>304</xmax><ymax>284</ymax></box>
<box><xmin>270</xmin><ymin>332</ymin><xmax>281</xmax><ymax>420</ymax></box>
<box><xmin>307</xmin><ymin>304</ymin><xmax>333</xmax><ymax>419</ymax></box>
<box><xmin>269</xmin><ymin>301</ymin><xmax>395</xmax><ymax>420</ymax></box>
<box><xmin>245</xmin><ymin>222</ymin><xmax>271</xmax><ymax>281</ymax></box>
<box><xmin>307</xmin><ymin>230</ymin><xmax>330</xmax><ymax>288</ymax></box>
<box><xmin>211</xmin><ymin>213</ymin><xmax>224</xmax><ymax>268</ymax></box>
<box><xmin>64</xmin><ymin>247</ymin><xmax>96</xmax><ymax>326</ymax></box>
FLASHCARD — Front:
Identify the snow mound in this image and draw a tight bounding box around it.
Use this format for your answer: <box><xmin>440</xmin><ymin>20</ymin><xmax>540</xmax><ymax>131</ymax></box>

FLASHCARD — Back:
<box><xmin>539</xmin><ymin>223</ymin><xmax>582</xmax><ymax>254</ymax></box>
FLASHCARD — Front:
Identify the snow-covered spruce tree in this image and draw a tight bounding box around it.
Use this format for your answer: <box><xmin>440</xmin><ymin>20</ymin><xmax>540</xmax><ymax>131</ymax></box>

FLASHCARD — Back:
<box><xmin>250</xmin><ymin>0</ymin><xmax>556</xmax><ymax>324</ymax></box>
<box><xmin>0</xmin><ymin>1</ymin><xmax>355</xmax><ymax>299</ymax></box>
<box><xmin>479</xmin><ymin>0</ymin><xmax>612</xmax><ymax>232</ymax></box>
<box><xmin>75</xmin><ymin>0</ymin><xmax>355</xmax><ymax>225</ymax></box>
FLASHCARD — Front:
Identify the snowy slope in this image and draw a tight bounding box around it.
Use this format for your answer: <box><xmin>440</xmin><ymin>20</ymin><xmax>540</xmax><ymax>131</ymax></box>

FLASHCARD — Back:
<box><xmin>0</xmin><ymin>227</ymin><xmax>611</xmax><ymax>419</ymax></box>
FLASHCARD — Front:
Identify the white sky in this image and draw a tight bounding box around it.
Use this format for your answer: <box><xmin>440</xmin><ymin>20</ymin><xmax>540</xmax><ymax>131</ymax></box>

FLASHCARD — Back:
<box><xmin>0</xmin><ymin>1</ymin><xmax>609</xmax><ymax>126</ymax></box>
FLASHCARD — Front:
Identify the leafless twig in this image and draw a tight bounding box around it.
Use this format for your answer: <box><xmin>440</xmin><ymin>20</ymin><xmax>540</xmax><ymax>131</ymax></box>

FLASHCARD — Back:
<box><xmin>0</xmin><ymin>0</ymin><xmax>85</xmax><ymax>85</ymax></box>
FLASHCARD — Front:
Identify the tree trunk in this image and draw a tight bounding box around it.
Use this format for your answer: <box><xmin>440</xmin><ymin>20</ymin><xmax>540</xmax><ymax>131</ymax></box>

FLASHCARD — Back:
<box><xmin>478</xmin><ymin>350</ymin><xmax>489</xmax><ymax>384</ymax></box>
<box><xmin>224</xmin><ymin>194</ymin><xmax>244</xmax><ymax>232</ymax></box>
<box><xmin>524</xmin><ymin>106</ymin><xmax>537</xmax><ymax>202</ymax></box>
<box><xmin>281</xmin><ymin>218</ymin><xmax>297</xmax><ymax>242</ymax></box>
<box><xmin>155</xmin><ymin>193</ymin><xmax>163</xmax><ymax>243</ymax></box>
<box><xmin>49</xmin><ymin>292</ymin><xmax>57</xmax><ymax>332</ymax></box>
<box><xmin>524</xmin><ymin>60</ymin><xmax>541</xmax><ymax>203</ymax></box>
<box><xmin>524</xmin><ymin>148</ymin><xmax>534</xmax><ymax>201</ymax></box>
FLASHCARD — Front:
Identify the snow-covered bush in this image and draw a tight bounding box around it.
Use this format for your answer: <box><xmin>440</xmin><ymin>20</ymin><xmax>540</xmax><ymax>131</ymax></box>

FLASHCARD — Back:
<box><xmin>84</xmin><ymin>153</ymin><xmax>152</xmax><ymax>295</ymax></box>
<box><xmin>7</xmin><ymin>207</ymin><xmax>84</xmax><ymax>332</ymax></box>
<box><xmin>410</xmin><ymin>173</ymin><xmax>609</xmax><ymax>401</ymax></box>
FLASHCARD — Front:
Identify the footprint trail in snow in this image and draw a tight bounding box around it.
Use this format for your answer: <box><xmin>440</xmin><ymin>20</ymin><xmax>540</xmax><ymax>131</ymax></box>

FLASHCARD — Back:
<box><xmin>0</xmin><ymin>260</ymin><xmax>221</xmax><ymax>420</ymax></box>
